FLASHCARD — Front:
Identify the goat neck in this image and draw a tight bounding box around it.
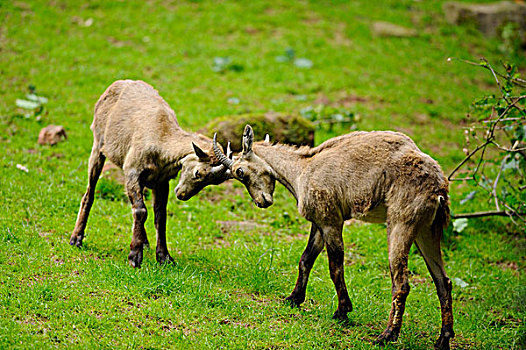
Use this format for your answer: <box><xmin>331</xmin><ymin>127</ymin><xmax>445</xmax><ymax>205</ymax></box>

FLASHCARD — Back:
<box><xmin>252</xmin><ymin>142</ymin><xmax>308</xmax><ymax>200</ymax></box>
<box><xmin>166</xmin><ymin>131</ymin><xmax>212</xmax><ymax>167</ymax></box>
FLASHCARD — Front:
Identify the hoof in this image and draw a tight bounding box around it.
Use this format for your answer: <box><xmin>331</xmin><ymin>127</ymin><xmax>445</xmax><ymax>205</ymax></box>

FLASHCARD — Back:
<box><xmin>284</xmin><ymin>294</ymin><xmax>304</xmax><ymax>308</ymax></box>
<box><xmin>332</xmin><ymin>309</ymin><xmax>349</xmax><ymax>321</ymax></box>
<box><xmin>374</xmin><ymin>328</ymin><xmax>399</xmax><ymax>345</ymax></box>
<box><xmin>434</xmin><ymin>338</ymin><xmax>450</xmax><ymax>350</ymax></box>
<box><xmin>128</xmin><ymin>249</ymin><xmax>143</xmax><ymax>268</ymax></box>
<box><xmin>434</xmin><ymin>328</ymin><xmax>454</xmax><ymax>350</ymax></box>
<box><xmin>69</xmin><ymin>234</ymin><xmax>83</xmax><ymax>247</ymax></box>
<box><xmin>157</xmin><ymin>253</ymin><xmax>174</xmax><ymax>265</ymax></box>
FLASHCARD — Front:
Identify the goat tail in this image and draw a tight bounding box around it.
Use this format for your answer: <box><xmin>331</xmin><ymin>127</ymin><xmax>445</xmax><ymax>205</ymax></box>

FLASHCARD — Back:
<box><xmin>432</xmin><ymin>193</ymin><xmax>450</xmax><ymax>239</ymax></box>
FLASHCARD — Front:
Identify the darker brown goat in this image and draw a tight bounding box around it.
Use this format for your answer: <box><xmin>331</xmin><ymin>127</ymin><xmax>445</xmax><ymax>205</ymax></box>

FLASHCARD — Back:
<box><xmin>214</xmin><ymin>125</ymin><xmax>454</xmax><ymax>349</ymax></box>
<box><xmin>70</xmin><ymin>80</ymin><xmax>231</xmax><ymax>267</ymax></box>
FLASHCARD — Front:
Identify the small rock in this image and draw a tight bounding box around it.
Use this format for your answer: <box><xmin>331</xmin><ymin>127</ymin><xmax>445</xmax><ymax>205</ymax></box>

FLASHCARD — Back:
<box><xmin>38</xmin><ymin>125</ymin><xmax>67</xmax><ymax>145</ymax></box>
<box><xmin>201</xmin><ymin>112</ymin><xmax>315</xmax><ymax>152</ymax></box>
<box><xmin>443</xmin><ymin>1</ymin><xmax>526</xmax><ymax>38</ymax></box>
<box><xmin>371</xmin><ymin>21</ymin><xmax>418</xmax><ymax>37</ymax></box>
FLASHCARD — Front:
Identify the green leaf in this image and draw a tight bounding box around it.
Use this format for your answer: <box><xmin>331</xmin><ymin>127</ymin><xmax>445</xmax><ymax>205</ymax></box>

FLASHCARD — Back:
<box><xmin>15</xmin><ymin>99</ymin><xmax>40</xmax><ymax>109</ymax></box>
<box><xmin>453</xmin><ymin>218</ymin><xmax>468</xmax><ymax>233</ymax></box>
<box><xmin>294</xmin><ymin>58</ymin><xmax>313</xmax><ymax>69</ymax></box>
<box><xmin>25</xmin><ymin>94</ymin><xmax>48</xmax><ymax>104</ymax></box>
<box><xmin>452</xmin><ymin>277</ymin><xmax>468</xmax><ymax>288</ymax></box>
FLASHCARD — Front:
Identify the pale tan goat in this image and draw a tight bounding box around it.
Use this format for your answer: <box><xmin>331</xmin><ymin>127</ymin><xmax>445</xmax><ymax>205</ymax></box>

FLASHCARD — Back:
<box><xmin>70</xmin><ymin>80</ymin><xmax>231</xmax><ymax>267</ymax></box>
<box><xmin>213</xmin><ymin>125</ymin><xmax>454</xmax><ymax>349</ymax></box>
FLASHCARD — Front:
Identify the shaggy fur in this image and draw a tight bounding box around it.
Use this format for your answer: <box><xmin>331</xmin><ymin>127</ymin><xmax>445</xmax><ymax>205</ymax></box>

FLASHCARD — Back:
<box><xmin>223</xmin><ymin>125</ymin><xmax>454</xmax><ymax>349</ymax></box>
<box><xmin>70</xmin><ymin>80</ymin><xmax>230</xmax><ymax>267</ymax></box>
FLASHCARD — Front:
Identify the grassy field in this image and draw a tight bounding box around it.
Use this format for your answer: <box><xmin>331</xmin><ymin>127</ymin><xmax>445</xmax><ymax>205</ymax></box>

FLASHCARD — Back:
<box><xmin>1</xmin><ymin>0</ymin><xmax>524</xmax><ymax>348</ymax></box>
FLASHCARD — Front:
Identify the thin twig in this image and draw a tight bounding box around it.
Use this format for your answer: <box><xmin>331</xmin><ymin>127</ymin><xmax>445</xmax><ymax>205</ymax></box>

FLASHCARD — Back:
<box><xmin>491</xmin><ymin>157</ymin><xmax>508</xmax><ymax>212</ymax></box>
<box><xmin>472</xmin><ymin>141</ymin><xmax>489</xmax><ymax>181</ymax></box>
<box><xmin>503</xmin><ymin>202</ymin><xmax>526</xmax><ymax>224</ymax></box>
<box><xmin>482</xmin><ymin>117</ymin><xmax>524</xmax><ymax>123</ymax></box>
<box><xmin>449</xmin><ymin>177</ymin><xmax>475</xmax><ymax>182</ymax></box>
<box><xmin>448</xmin><ymin>57</ymin><xmax>526</xmax><ymax>87</ymax></box>
<box><xmin>453</xmin><ymin>210</ymin><xmax>526</xmax><ymax>219</ymax></box>
<box><xmin>491</xmin><ymin>140</ymin><xmax>526</xmax><ymax>152</ymax></box>
<box><xmin>448</xmin><ymin>140</ymin><xmax>491</xmax><ymax>180</ymax></box>
<box><xmin>481</xmin><ymin>58</ymin><xmax>511</xmax><ymax>105</ymax></box>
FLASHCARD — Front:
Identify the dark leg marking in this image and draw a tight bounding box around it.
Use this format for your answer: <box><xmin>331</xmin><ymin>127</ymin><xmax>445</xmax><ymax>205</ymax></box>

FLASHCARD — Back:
<box><xmin>285</xmin><ymin>223</ymin><xmax>324</xmax><ymax>307</ymax></box>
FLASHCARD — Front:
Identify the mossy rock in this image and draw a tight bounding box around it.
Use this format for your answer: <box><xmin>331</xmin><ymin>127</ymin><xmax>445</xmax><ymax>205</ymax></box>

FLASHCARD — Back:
<box><xmin>201</xmin><ymin>112</ymin><xmax>315</xmax><ymax>152</ymax></box>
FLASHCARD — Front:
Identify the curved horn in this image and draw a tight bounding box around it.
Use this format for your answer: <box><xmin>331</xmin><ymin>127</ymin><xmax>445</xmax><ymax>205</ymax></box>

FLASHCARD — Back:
<box><xmin>227</xmin><ymin>141</ymin><xmax>233</xmax><ymax>159</ymax></box>
<box><xmin>209</xmin><ymin>164</ymin><xmax>226</xmax><ymax>175</ymax></box>
<box><xmin>213</xmin><ymin>133</ymin><xmax>234</xmax><ymax>169</ymax></box>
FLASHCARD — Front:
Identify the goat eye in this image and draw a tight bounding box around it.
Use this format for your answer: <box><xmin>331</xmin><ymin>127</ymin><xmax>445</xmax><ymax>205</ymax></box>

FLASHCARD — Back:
<box><xmin>236</xmin><ymin>168</ymin><xmax>244</xmax><ymax>178</ymax></box>
<box><xmin>194</xmin><ymin>170</ymin><xmax>201</xmax><ymax>179</ymax></box>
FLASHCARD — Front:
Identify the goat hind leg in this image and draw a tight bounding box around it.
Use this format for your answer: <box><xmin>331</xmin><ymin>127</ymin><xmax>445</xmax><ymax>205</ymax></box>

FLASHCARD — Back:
<box><xmin>323</xmin><ymin>224</ymin><xmax>352</xmax><ymax>320</ymax></box>
<box><xmin>375</xmin><ymin>223</ymin><xmax>415</xmax><ymax>344</ymax></box>
<box><xmin>415</xmin><ymin>231</ymin><xmax>454</xmax><ymax>350</ymax></box>
<box><xmin>126</xmin><ymin>173</ymin><xmax>148</xmax><ymax>268</ymax></box>
<box><xmin>153</xmin><ymin>181</ymin><xmax>173</xmax><ymax>265</ymax></box>
<box><xmin>285</xmin><ymin>223</ymin><xmax>324</xmax><ymax>307</ymax></box>
<box><xmin>70</xmin><ymin>142</ymin><xmax>106</xmax><ymax>247</ymax></box>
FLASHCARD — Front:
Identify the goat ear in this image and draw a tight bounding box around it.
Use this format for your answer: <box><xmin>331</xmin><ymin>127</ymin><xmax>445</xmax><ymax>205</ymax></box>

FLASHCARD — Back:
<box><xmin>242</xmin><ymin>125</ymin><xmax>254</xmax><ymax>155</ymax></box>
<box><xmin>192</xmin><ymin>142</ymin><xmax>210</xmax><ymax>161</ymax></box>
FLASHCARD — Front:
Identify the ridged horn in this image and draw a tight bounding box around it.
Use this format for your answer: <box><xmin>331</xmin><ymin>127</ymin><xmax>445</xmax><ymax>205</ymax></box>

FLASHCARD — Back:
<box><xmin>213</xmin><ymin>133</ymin><xmax>234</xmax><ymax>169</ymax></box>
<box><xmin>226</xmin><ymin>141</ymin><xmax>233</xmax><ymax>159</ymax></box>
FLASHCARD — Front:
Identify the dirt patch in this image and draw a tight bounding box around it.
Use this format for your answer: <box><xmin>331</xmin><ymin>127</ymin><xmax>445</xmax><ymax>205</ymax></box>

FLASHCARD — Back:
<box><xmin>244</xmin><ymin>26</ymin><xmax>260</xmax><ymax>35</ymax></box>
<box><xmin>230</xmin><ymin>291</ymin><xmax>275</xmax><ymax>306</ymax></box>
<box><xmin>313</xmin><ymin>92</ymin><xmax>371</xmax><ymax>109</ymax></box>
<box><xmin>216</xmin><ymin>220</ymin><xmax>267</xmax><ymax>233</ymax></box>
<box><xmin>330</xmin><ymin>22</ymin><xmax>352</xmax><ymax>47</ymax></box>
<box><xmin>493</xmin><ymin>260</ymin><xmax>521</xmax><ymax>277</ymax></box>
<box><xmin>219</xmin><ymin>318</ymin><xmax>254</xmax><ymax>329</ymax></box>
<box><xmin>18</xmin><ymin>273</ymin><xmax>51</xmax><ymax>287</ymax></box>
<box><xmin>337</xmin><ymin>94</ymin><xmax>369</xmax><ymax>108</ymax></box>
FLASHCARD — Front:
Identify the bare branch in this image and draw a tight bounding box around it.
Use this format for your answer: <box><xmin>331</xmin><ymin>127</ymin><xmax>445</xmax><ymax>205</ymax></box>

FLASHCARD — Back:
<box><xmin>491</xmin><ymin>157</ymin><xmax>508</xmax><ymax>212</ymax></box>
<box><xmin>490</xmin><ymin>140</ymin><xmax>526</xmax><ymax>152</ymax></box>
<box><xmin>448</xmin><ymin>140</ymin><xmax>491</xmax><ymax>181</ymax></box>
<box><xmin>449</xmin><ymin>177</ymin><xmax>475</xmax><ymax>182</ymax></box>
<box><xmin>448</xmin><ymin>57</ymin><xmax>526</xmax><ymax>87</ymax></box>
<box><xmin>449</xmin><ymin>58</ymin><xmax>525</xmax><ymax>227</ymax></box>
<box><xmin>453</xmin><ymin>210</ymin><xmax>526</xmax><ymax>219</ymax></box>
<box><xmin>481</xmin><ymin>58</ymin><xmax>511</xmax><ymax>105</ymax></box>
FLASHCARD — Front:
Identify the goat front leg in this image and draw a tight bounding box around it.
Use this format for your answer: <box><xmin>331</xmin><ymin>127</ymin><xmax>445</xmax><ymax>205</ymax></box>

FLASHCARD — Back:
<box><xmin>285</xmin><ymin>222</ymin><xmax>324</xmax><ymax>307</ymax></box>
<box><xmin>323</xmin><ymin>224</ymin><xmax>352</xmax><ymax>321</ymax></box>
<box><xmin>375</xmin><ymin>222</ymin><xmax>415</xmax><ymax>345</ymax></box>
<box><xmin>152</xmin><ymin>181</ymin><xmax>173</xmax><ymax>265</ymax></box>
<box><xmin>70</xmin><ymin>142</ymin><xmax>106</xmax><ymax>247</ymax></box>
<box><xmin>125</xmin><ymin>173</ymin><xmax>148</xmax><ymax>268</ymax></box>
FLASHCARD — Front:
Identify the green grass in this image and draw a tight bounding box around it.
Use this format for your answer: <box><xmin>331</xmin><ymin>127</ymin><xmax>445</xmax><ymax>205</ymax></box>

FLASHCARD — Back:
<box><xmin>1</xmin><ymin>0</ymin><xmax>524</xmax><ymax>348</ymax></box>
